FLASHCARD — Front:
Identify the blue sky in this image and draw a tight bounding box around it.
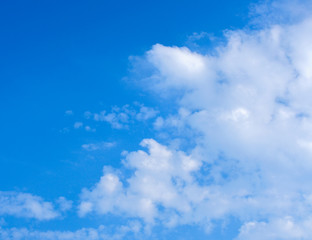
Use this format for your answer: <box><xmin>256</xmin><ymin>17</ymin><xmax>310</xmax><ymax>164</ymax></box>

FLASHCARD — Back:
<box><xmin>2</xmin><ymin>0</ymin><xmax>312</xmax><ymax>239</ymax></box>
<box><xmin>0</xmin><ymin>0</ymin><xmax>251</xmax><ymax>190</ymax></box>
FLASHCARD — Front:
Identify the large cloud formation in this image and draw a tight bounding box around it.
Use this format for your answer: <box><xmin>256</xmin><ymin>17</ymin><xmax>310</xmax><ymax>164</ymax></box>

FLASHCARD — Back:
<box><xmin>78</xmin><ymin>1</ymin><xmax>312</xmax><ymax>238</ymax></box>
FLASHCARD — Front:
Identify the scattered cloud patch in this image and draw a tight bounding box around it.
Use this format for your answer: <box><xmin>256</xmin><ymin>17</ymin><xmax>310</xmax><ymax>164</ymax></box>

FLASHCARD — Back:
<box><xmin>236</xmin><ymin>217</ymin><xmax>312</xmax><ymax>240</ymax></box>
<box><xmin>56</xmin><ymin>197</ymin><xmax>72</xmax><ymax>212</ymax></box>
<box><xmin>85</xmin><ymin>126</ymin><xmax>96</xmax><ymax>132</ymax></box>
<box><xmin>74</xmin><ymin>122</ymin><xmax>83</xmax><ymax>129</ymax></box>
<box><xmin>135</xmin><ymin>105</ymin><xmax>158</xmax><ymax>121</ymax></box>
<box><xmin>0</xmin><ymin>191</ymin><xmax>60</xmax><ymax>220</ymax></box>
<box><xmin>0</xmin><ymin>221</ymin><xmax>142</xmax><ymax>240</ymax></box>
<box><xmin>65</xmin><ymin>110</ymin><xmax>73</xmax><ymax>116</ymax></box>
<box><xmin>91</xmin><ymin>104</ymin><xmax>158</xmax><ymax>129</ymax></box>
<box><xmin>70</xmin><ymin>104</ymin><xmax>158</xmax><ymax>132</ymax></box>
<box><xmin>82</xmin><ymin>142</ymin><xmax>116</xmax><ymax>151</ymax></box>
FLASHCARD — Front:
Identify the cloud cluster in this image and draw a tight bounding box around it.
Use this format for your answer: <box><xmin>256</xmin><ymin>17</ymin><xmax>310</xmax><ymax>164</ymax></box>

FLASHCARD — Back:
<box><xmin>79</xmin><ymin>139</ymin><xmax>206</xmax><ymax>226</ymax></box>
<box><xmin>0</xmin><ymin>221</ymin><xmax>141</xmax><ymax>240</ymax></box>
<box><xmin>79</xmin><ymin>2</ymin><xmax>312</xmax><ymax>238</ymax></box>
<box><xmin>0</xmin><ymin>191</ymin><xmax>71</xmax><ymax>221</ymax></box>
<box><xmin>4</xmin><ymin>1</ymin><xmax>312</xmax><ymax>239</ymax></box>
<box><xmin>236</xmin><ymin>217</ymin><xmax>312</xmax><ymax>240</ymax></box>
<box><xmin>69</xmin><ymin>104</ymin><xmax>158</xmax><ymax>133</ymax></box>
<box><xmin>92</xmin><ymin>104</ymin><xmax>158</xmax><ymax>129</ymax></box>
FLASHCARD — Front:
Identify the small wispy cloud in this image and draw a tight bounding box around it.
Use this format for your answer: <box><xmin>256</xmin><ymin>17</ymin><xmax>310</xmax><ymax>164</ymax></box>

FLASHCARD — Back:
<box><xmin>82</xmin><ymin>141</ymin><xmax>116</xmax><ymax>151</ymax></box>
<box><xmin>65</xmin><ymin>110</ymin><xmax>73</xmax><ymax>116</ymax></box>
<box><xmin>0</xmin><ymin>220</ymin><xmax>142</xmax><ymax>240</ymax></box>
<box><xmin>56</xmin><ymin>197</ymin><xmax>72</xmax><ymax>212</ymax></box>
<box><xmin>89</xmin><ymin>104</ymin><xmax>158</xmax><ymax>129</ymax></box>
<box><xmin>84</xmin><ymin>125</ymin><xmax>96</xmax><ymax>132</ymax></box>
<box><xmin>74</xmin><ymin>122</ymin><xmax>83</xmax><ymax>129</ymax></box>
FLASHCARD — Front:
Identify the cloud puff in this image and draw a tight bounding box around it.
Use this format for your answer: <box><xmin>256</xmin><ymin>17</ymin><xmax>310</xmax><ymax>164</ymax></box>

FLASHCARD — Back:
<box><xmin>236</xmin><ymin>217</ymin><xmax>312</xmax><ymax>240</ymax></box>
<box><xmin>56</xmin><ymin>197</ymin><xmax>73</xmax><ymax>212</ymax></box>
<box><xmin>79</xmin><ymin>139</ymin><xmax>204</xmax><ymax>226</ymax></box>
<box><xmin>74</xmin><ymin>122</ymin><xmax>83</xmax><ymax>129</ymax></box>
<box><xmin>0</xmin><ymin>191</ymin><xmax>62</xmax><ymax>220</ymax></box>
<box><xmin>79</xmin><ymin>1</ymin><xmax>312</xmax><ymax>238</ymax></box>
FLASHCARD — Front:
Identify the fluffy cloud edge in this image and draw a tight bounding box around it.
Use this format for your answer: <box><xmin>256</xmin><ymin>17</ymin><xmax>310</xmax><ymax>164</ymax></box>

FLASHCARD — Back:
<box><xmin>0</xmin><ymin>191</ymin><xmax>71</xmax><ymax>221</ymax></box>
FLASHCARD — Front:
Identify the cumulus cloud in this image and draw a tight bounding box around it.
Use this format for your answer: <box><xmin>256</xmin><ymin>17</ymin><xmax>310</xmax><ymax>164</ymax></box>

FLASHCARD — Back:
<box><xmin>78</xmin><ymin>1</ymin><xmax>312</xmax><ymax>238</ymax></box>
<box><xmin>79</xmin><ymin>139</ymin><xmax>205</xmax><ymax>225</ymax></box>
<box><xmin>0</xmin><ymin>191</ymin><xmax>62</xmax><ymax>220</ymax></box>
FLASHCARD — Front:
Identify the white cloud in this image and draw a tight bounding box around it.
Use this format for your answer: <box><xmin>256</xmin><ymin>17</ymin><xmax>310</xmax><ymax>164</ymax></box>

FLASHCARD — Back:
<box><xmin>82</xmin><ymin>142</ymin><xmax>116</xmax><ymax>151</ymax></box>
<box><xmin>0</xmin><ymin>191</ymin><xmax>60</xmax><ymax>220</ymax></box>
<box><xmin>56</xmin><ymin>197</ymin><xmax>72</xmax><ymax>212</ymax></box>
<box><xmin>135</xmin><ymin>105</ymin><xmax>158</xmax><ymax>121</ymax></box>
<box><xmin>236</xmin><ymin>217</ymin><xmax>312</xmax><ymax>240</ymax></box>
<box><xmin>65</xmin><ymin>110</ymin><xmax>73</xmax><ymax>116</ymax></box>
<box><xmin>85</xmin><ymin>125</ymin><xmax>96</xmax><ymax>132</ymax></box>
<box><xmin>0</xmin><ymin>221</ymin><xmax>142</xmax><ymax>240</ymax></box>
<box><xmin>91</xmin><ymin>104</ymin><xmax>158</xmax><ymax>129</ymax></box>
<box><xmin>74</xmin><ymin>122</ymin><xmax>83</xmax><ymax>129</ymax></box>
<box><xmin>79</xmin><ymin>1</ymin><xmax>312</xmax><ymax>238</ymax></box>
<box><xmin>79</xmin><ymin>139</ymin><xmax>210</xmax><ymax>226</ymax></box>
<box><xmin>145</xmin><ymin>44</ymin><xmax>213</xmax><ymax>91</ymax></box>
<box><xmin>249</xmin><ymin>0</ymin><xmax>312</xmax><ymax>26</ymax></box>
